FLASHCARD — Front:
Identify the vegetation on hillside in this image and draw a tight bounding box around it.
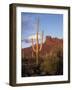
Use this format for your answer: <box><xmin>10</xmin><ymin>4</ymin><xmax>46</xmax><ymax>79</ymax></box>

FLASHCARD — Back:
<box><xmin>22</xmin><ymin>46</ymin><xmax>63</xmax><ymax>77</ymax></box>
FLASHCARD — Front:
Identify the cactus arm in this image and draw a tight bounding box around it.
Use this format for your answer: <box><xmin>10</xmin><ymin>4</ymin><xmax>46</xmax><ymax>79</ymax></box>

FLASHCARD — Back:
<box><xmin>36</xmin><ymin>32</ymin><xmax>39</xmax><ymax>52</ymax></box>
<box><xmin>39</xmin><ymin>43</ymin><xmax>43</xmax><ymax>52</ymax></box>
<box><xmin>32</xmin><ymin>38</ymin><xmax>36</xmax><ymax>52</ymax></box>
<box><xmin>36</xmin><ymin>32</ymin><xmax>39</xmax><ymax>65</ymax></box>
<box><xmin>39</xmin><ymin>31</ymin><xmax>43</xmax><ymax>51</ymax></box>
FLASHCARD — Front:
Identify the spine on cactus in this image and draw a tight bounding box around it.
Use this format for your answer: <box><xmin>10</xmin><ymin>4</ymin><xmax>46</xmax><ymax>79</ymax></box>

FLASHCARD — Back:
<box><xmin>32</xmin><ymin>17</ymin><xmax>43</xmax><ymax>65</ymax></box>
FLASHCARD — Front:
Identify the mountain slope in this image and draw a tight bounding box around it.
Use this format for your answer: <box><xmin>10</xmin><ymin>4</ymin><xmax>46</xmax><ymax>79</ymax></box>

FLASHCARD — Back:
<box><xmin>22</xmin><ymin>36</ymin><xmax>63</xmax><ymax>58</ymax></box>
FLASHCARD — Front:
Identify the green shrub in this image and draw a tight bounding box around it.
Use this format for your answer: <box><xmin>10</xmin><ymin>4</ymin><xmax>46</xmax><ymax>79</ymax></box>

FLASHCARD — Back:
<box><xmin>40</xmin><ymin>46</ymin><xmax>63</xmax><ymax>75</ymax></box>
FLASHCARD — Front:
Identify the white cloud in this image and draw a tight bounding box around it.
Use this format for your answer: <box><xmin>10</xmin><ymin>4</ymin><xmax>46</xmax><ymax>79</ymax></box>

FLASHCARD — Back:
<box><xmin>28</xmin><ymin>34</ymin><xmax>41</xmax><ymax>40</ymax></box>
<box><xmin>22</xmin><ymin>33</ymin><xmax>46</xmax><ymax>44</ymax></box>
<box><xmin>28</xmin><ymin>33</ymin><xmax>46</xmax><ymax>43</ymax></box>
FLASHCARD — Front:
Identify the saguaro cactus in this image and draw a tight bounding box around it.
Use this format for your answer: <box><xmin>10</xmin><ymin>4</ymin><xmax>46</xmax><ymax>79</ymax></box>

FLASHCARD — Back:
<box><xmin>32</xmin><ymin>18</ymin><xmax>44</xmax><ymax>65</ymax></box>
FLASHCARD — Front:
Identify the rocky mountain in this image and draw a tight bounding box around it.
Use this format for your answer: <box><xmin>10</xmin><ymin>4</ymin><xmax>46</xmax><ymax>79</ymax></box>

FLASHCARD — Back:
<box><xmin>22</xmin><ymin>36</ymin><xmax>63</xmax><ymax>58</ymax></box>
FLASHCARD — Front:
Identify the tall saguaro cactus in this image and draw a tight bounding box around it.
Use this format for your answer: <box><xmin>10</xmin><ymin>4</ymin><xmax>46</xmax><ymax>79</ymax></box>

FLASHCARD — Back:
<box><xmin>32</xmin><ymin>17</ymin><xmax>44</xmax><ymax>65</ymax></box>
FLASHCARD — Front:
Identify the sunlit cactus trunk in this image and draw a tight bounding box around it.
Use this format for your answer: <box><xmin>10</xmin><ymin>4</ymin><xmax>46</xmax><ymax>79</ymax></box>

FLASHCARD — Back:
<box><xmin>32</xmin><ymin>17</ymin><xmax>44</xmax><ymax>65</ymax></box>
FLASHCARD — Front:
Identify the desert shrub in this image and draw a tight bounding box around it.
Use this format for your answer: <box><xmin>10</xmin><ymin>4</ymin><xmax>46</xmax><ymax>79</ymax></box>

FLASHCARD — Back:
<box><xmin>40</xmin><ymin>53</ymin><xmax>59</xmax><ymax>75</ymax></box>
<box><xmin>40</xmin><ymin>46</ymin><xmax>63</xmax><ymax>75</ymax></box>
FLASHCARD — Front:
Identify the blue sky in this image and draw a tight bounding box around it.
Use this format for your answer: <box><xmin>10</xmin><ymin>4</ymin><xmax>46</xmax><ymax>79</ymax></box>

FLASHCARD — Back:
<box><xmin>21</xmin><ymin>12</ymin><xmax>63</xmax><ymax>48</ymax></box>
